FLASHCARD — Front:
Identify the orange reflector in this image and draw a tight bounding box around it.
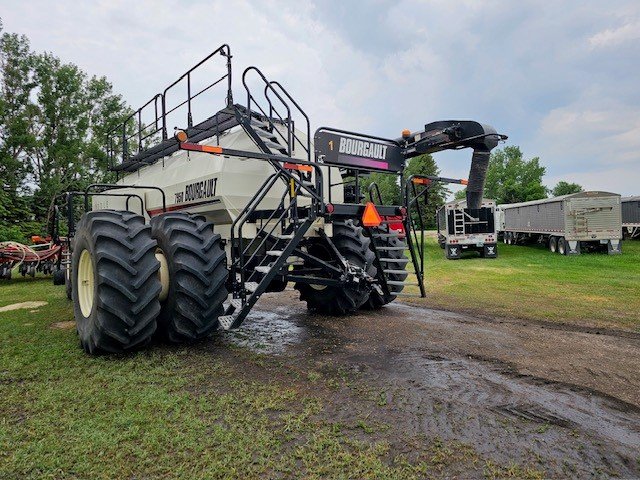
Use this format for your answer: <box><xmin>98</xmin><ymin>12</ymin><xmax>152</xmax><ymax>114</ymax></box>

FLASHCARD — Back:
<box><xmin>283</xmin><ymin>162</ymin><xmax>313</xmax><ymax>172</ymax></box>
<box><xmin>402</xmin><ymin>129</ymin><xmax>411</xmax><ymax>138</ymax></box>
<box><xmin>180</xmin><ymin>142</ymin><xmax>223</xmax><ymax>154</ymax></box>
<box><xmin>362</xmin><ymin>202</ymin><xmax>382</xmax><ymax>227</ymax></box>
<box><xmin>460</xmin><ymin>179</ymin><xmax>468</xmax><ymax>185</ymax></box>
<box><xmin>174</xmin><ymin>129</ymin><xmax>188</xmax><ymax>142</ymax></box>
<box><xmin>412</xmin><ymin>177</ymin><xmax>431</xmax><ymax>185</ymax></box>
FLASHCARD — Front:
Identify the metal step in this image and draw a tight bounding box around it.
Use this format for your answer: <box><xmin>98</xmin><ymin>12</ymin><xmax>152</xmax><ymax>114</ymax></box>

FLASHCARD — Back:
<box><xmin>395</xmin><ymin>292</ymin><xmax>421</xmax><ymax>297</ymax></box>
<box><xmin>255</xmin><ymin>128</ymin><xmax>278</xmax><ymax>140</ymax></box>
<box><xmin>245</xmin><ymin>282</ymin><xmax>259</xmax><ymax>293</ymax></box>
<box><xmin>263</xmin><ymin>139</ymin><xmax>287</xmax><ymax>151</ymax></box>
<box><xmin>386</xmin><ymin>280</ymin><xmax>408</xmax><ymax>286</ymax></box>
<box><xmin>377</xmin><ymin>246</ymin><xmax>407</xmax><ymax>251</ymax></box>
<box><xmin>380</xmin><ymin>257</ymin><xmax>410</xmax><ymax>263</ymax></box>
<box><xmin>384</xmin><ymin>269</ymin><xmax>409</xmax><ymax>275</ymax></box>
<box><xmin>254</xmin><ymin>265</ymin><xmax>272</xmax><ymax>274</ymax></box>
<box><xmin>218</xmin><ymin>314</ymin><xmax>235</xmax><ymax>330</ymax></box>
<box><xmin>266</xmin><ymin>250</ymin><xmax>283</xmax><ymax>256</ymax></box>
<box><xmin>373</xmin><ymin>233</ymin><xmax>401</xmax><ymax>238</ymax></box>
<box><xmin>250</xmin><ymin>117</ymin><xmax>270</xmax><ymax>129</ymax></box>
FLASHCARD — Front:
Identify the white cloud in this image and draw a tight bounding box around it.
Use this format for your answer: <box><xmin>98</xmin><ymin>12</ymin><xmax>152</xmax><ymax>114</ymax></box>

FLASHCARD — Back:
<box><xmin>589</xmin><ymin>20</ymin><xmax>640</xmax><ymax>48</ymax></box>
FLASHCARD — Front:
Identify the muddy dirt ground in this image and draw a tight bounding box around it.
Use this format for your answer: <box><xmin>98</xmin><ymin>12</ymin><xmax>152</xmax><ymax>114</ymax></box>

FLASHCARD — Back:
<box><xmin>213</xmin><ymin>290</ymin><xmax>640</xmax><ymax>478</ymax></box>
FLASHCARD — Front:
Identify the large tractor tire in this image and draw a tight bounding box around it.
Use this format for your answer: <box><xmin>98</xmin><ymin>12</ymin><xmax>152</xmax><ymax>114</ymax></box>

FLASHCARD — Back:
<box><xmin>363</xmin><ymin>226</ymin><xmax>408</xmax><ymax>309</ymax></box>
<box><xmin>72</xmin><ymin>210</ymin><xmax>161</xmax><ymax>354</ymax></box>
<box><xmin>150</xmin><ymin>213</ymin><xmax>228</xmax><ymax>343</ymax></box>
<box><xmin>295</xmin><ymin>219</ymin><xmax>375</xmax><ymax>315</ymax></box>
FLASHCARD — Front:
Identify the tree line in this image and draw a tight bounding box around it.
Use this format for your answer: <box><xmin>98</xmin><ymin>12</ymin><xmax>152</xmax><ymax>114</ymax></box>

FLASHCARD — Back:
<box><xmin>0</xmin><ymin>20</ymin><xmax>129</xmax><ymax>241</ymax></box>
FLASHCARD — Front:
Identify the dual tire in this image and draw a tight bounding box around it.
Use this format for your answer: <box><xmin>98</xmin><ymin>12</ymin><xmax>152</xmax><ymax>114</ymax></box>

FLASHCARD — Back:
<box><xmin>71</xmin><ymin>210</ymin><xmax>227</xmax><ymax>354</ymax></box>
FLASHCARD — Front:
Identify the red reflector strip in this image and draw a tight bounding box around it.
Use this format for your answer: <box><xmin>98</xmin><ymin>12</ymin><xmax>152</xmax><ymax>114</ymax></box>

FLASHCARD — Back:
<box><xmin>180</xmin><ymin>142</ymin><xmax>223</xmax><ymax>154</ymax></box>
<box><xmin>284</xmin><ymin>162</ymin><xmax>313</xmax><ymax>172</ymax></box>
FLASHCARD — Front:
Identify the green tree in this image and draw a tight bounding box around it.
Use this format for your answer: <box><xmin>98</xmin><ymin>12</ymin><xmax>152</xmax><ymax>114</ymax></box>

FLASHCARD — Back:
<box><xmin>484</xmin><ymin>146</ymin><xmax>547</xmax><ymax>204</ymax></box>
<box><xmin>0</xmin><ymin>21</ymin><xmax>130</xmax><ymax>241</ymax></box>
<box><xmin>551</xmin><ymin>180</ymin><xmax>582</xmax><ymax>197</ymax></box>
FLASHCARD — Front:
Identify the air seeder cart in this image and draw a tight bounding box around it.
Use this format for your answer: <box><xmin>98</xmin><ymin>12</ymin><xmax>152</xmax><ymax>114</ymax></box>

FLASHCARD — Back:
<box><xmin>56</xmin><ymin>45</ymin><xmax>506</xmax><ymax>353</ymax></box>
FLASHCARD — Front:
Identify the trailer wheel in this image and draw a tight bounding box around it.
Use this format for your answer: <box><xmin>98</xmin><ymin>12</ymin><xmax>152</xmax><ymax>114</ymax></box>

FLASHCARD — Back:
<box><xmin>150</xmin><ymin>213</ymin><xmax>228</xmax><ymax>343</ymax></box>
<box><xmin>295</xmin><ymin>219</ymin><xmax>375</xmax><ymax>315</ymax></box>
<box><xmin>549</xmin><ymin>236</ymin><xmax>558</xmax><ymax>253</ymax></box>
<box><xmin>53</xmin><ymin>267</ymin><xmax>65</xmax><ymax>285</ymax></box>
<box><xmin>557</xmin><ymin>237</ymin><xmax>567</xmax><ymax>255</ymax></box>
<box><xmin>72</xmin><ymin>210</ymin><xmax>161</xmax><ymax>354</ymax></box>
<box><xmin>363</xmin><ymin>226</ymin><xmax>408</xmax><ymax>309</ymax></box>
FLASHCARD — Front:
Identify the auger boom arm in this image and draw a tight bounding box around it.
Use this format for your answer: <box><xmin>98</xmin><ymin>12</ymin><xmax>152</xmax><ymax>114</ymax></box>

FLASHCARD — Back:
<box><xmin>399</xmin><ymin>120</ymin><xmax>507</xmax><ymax>209</ymax></box>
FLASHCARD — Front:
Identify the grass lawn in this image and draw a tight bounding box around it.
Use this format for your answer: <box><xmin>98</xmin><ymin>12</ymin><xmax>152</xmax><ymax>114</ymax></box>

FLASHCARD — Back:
<box><xmin>407</xmin><ymin>236</ymin><xmax>640</xmax><ymax>332</ymax></box>
<box><xmin>0</xmin><ymin>275</ymin><xmax>544</xmax><ymax>479</ymax></box>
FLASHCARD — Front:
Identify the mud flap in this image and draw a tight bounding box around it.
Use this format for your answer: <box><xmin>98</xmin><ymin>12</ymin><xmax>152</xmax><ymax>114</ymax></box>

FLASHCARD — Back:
<box><xmin>607</xmin><ymin>239</ymin><xmax>622</xmax><ymax>255</ymax></box>
<box><xmin>483</xmin><ymin>243</ymin><xmax>498</xmax><ymax>258</ymax></box>
<box><xmin>445</xmin><ymin>244</ymin><xmax>461</xmax><ymax>260</ymax></box>
<box><xmin>566</xmin><ymin>240</ymin><xmax>580</xmax><ymax>255</ymax></box>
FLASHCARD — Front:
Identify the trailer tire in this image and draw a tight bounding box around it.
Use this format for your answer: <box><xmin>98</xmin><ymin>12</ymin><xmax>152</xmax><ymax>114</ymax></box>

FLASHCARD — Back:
<box><xmin>363</xmin><ymin>226</ymin><xmax>408</xmax><ymax>309</ymax></box>
<box><xmin>549</xmin><ymin>236</ymin><xmax>558</xmax><ymax>253</ymax></box>
<box><xmin>72</xmin><ymin>210</ymin><xmax>161</xmax><ymax>354</ymax></box>
<box><xmin>53</xmin><ymin>267</ymin><xmax>65</xmax><ymax>285</ymax></box>
<box><xmin>558</xmin><ymin>237</ymin><xmax>567</xmax><ymax>255</ymax></box>
<box><xmin>295</xmin><ymin>219</ymin><xmax>375</xmax><ymax>315</ymax></box>
<box><xmin>150</xmin><ymin>213</ymin><xmax>228</xmax><ymax>343</ymax></box>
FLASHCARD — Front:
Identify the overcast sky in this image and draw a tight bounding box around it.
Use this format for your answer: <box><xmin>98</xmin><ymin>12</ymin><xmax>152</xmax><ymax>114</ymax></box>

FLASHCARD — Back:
<box><xmin>1</xmin><ymin>0</ymin><xmax>639</xmax><ymax>196</ymax></box>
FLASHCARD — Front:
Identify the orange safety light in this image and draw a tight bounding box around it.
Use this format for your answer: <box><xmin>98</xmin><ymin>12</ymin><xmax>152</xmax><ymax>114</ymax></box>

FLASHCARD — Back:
<box><xmin>401</xmin><ymin>129</ymin><xmax>411</xmax><ymax>138</ymax></box>
<box><xmin>412</xmin><ymin>177</ymin><xmax>431</xmax><ymax>185</ymax></box>
<box><xmin>460</xmin><ymin>179</ymin><xmax>469</xmax><ymax>185</ymax></box>
<box><xmin>362</xmin><ymin>202</ymin><xmax>382</xmax><ymax>227</ymax></box>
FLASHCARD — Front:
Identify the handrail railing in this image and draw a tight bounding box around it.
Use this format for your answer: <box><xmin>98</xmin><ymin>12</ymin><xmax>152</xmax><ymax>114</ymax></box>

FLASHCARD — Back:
<box><xmin>107</xmin><ymin>44</ymin><xmax>233</xmax><ymax>166</ymax></box>
<box><xmin>242</xmin><ymin>67</ymin><xmax>294</xmax><ymax>156</ymax></box>
<box><xmin>267</xmin><ymin>80</ymin><xmax>311</xmax><ymax>161</ymax></box>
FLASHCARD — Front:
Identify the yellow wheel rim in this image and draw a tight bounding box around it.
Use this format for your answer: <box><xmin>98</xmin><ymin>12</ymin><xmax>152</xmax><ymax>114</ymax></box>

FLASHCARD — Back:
<box><xmin>156</xmin><ymin>249</ymin><xmax>169</xmax><ymax>302</ymax></box>
<box><xmin>78</xmin><ymin>249</ymin><xmax>95</xmax><ymax>317</ymax></box>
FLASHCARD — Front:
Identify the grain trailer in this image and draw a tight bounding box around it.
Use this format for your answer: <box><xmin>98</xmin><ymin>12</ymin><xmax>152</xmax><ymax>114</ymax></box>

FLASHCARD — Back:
<box><xmin>500</xmin><ymin>191</ymin><xmax>622</xmax><ymax>255</ymax></box>
<box><xmin>621</xmin><ymin>196</ymin><xmax>640</xmax><ymax>239</ymax></box>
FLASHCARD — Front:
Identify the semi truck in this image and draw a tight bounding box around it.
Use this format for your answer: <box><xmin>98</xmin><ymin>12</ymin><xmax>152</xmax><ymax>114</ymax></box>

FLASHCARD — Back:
<box><xmin>498</xmin><ymin>191</ymin><xmax>622</xmax><ymax>255</ymax></box>
<box><xmin>621</xmin><ymin>196</ymin><xmax>640</xmax><ymax>239</ymax></box>
<box><xmin>436</xmin><ymin>199</ymin><xmax>498</xmax><ymax>259</ymax></box>
<box><xmin>54</xmin><ymin>45</ymin><xmax>506</xmax><ymax>354</ymax></box>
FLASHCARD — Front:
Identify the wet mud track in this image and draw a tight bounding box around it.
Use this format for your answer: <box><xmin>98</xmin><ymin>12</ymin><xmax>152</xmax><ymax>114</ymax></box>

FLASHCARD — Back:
<box><xmin>220</xmin><ymin>290</ymin><xmax>640</xmax><ymax>477</ymax></box>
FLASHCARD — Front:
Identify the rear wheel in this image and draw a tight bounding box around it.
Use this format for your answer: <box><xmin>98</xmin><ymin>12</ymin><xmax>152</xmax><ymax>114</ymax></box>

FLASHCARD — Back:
<box><xmin>549</xmin><ymin>236</ymin><xmax>558</xmax><ymax>253</ymax></box>
<box><xmin>558</xmin><ymin>237</ymin><xmax>567</xmax><ymax>255</ymax></box>
<box><xmin>72</xmin><ymin>210</ymin><xmax>161</xmax><ymax>354</ymax></box>
<box><xmin>363</xmin><ymin>226</ymin><xmax>408</xmax><ymax>309</ymax></box>
<box><xmin>53</xmin><ymin>267</ymin><xmax>65</xmax><ymax>285</ymax></box>
<box><xmin>295</xmin><ymin>219</ymin><xmax>375</xmax><ymax>315</ymax></box>
<box><xmin>150</xmin><ymin>213</ymin><xmax>228</xmax><ymax>343</ymax></box>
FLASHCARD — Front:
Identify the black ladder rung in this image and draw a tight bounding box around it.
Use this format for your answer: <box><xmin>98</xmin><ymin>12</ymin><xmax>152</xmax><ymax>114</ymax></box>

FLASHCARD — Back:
<box><xmin>383</xmin><ymin>269</ymin><xmax>408</xmax><ymax>275</ymax></box>
<box><xmin>373</xmin><ymin>233</ymin><xmax>401</xmax><ymax>238</ymax></box>
<box><xmin>380</xmin><ymin>257</ymin><xmax>409</xmax><ymax>263</ymax></box>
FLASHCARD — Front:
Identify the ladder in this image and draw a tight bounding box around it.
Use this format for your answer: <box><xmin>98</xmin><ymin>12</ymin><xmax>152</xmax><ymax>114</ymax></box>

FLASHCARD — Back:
<box><xmin>453</xmin><ymin>209</ymin><xmax>466</xmax><ymax>235</ymax></box>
